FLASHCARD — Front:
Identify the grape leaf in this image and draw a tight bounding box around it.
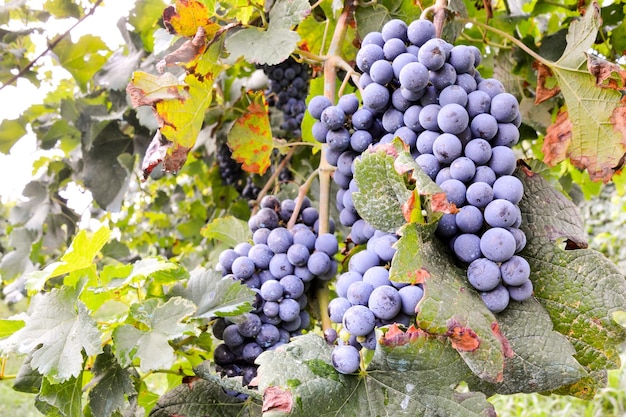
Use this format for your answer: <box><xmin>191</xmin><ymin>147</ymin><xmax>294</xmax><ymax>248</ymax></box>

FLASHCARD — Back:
<box><xmin>26</xmin><ymin>226</ymin><xmax>111</xmax><ymax>292</ymax></box>
<box><xmin>518</xmin><ymin>170</ymin><xmax>626</xmax><ymax>397</ymax></box>
<box><xmin>467</xmin><ymin>299</ymin><xmax>586</xmax><ymax>395</ymax></box>
<box><xmin>226</xmin><ymin>25</ymin><xmax>300</xmax><ymax>66</ymax></box>
<box><xmin>35</xmin><ymin>374</ymin><xmax>83</xmax><ymax>417</ymax></box>
<box><xmin>169</xmin><ymin>268</ymin><xmax>256</xmax><ymax>318</ymax></box>
<box><xmin>126</xmin><ymin>72</ymin><xmax>190</xmax><ymax>107</ymax></box>
<box><xmin>13</xmin><ymin>354</ymin><xmax>43</xmax><ymax>394</ymax></box>
<box><xmin>149</xmin><ymin>377</ymin><xmax>262</xmax><ymax>417</ymax></box>
<box><xmin>163</xmin><ymin>0</ymin><xmax>220</xmax><ymax>37</ymax></box>
<box><xmin>256</xmin><ymin>333</ymin><xmax>495</xmax><ymax>416</ymax></box>
<box><xmin>88</xmin><ymin>346</ymin><xmax>137</xmax><ymax>417</ymax></box>
<box><xmin>52</xmin><ymin>35</ymin><xmax>111</xmax><ymax>91</ymax></box>
<box><xmin>201</xmin><ymin>216</ymin><xmax>252</xmax><ymax>247</ymax></box>
<box><xmin>0</xmin><ymin>118</ymin><xmax>27</xmax><ymax>153</ymax></box>
<box><xmin>268</xmin><ymin>0</ymin><xmax>310</xmax><ymax>29</ymax></box>
<box><xmin>537</xmin><ymin>2</ymin><xmax>626</xmax><ymax>182</ymax></box>
<box><xmin>0</xmin><ymin>318</ymin><xmax>25</xmax><ymax>338</ymax></box>
<box><xmin>113</xmin><ymin>297</ymin><xmax>196</xmax><ymax>372</ymax></box>
<box><xmin>227</xmin><ymin>91</ymin><xmax>274</xmax><ymax>174</ymax></box>
<box><xmin>391</xmin><ymin>223</ymin><xmax>507</xmax><ymax>384</ymax></box>
<box><xmin>352</xmin><ymin>146</ymin><xmax>412</xmax><ymax>233</ymax></box>
<box><xmin>3</xmin><ymin>285</ymin><xmax>102</xmax><ymax>382</ymax></box>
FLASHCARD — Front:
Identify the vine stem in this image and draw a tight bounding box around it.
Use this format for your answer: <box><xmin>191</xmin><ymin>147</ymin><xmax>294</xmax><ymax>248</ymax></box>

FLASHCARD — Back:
<box><xmin>0</xmin><ymin>0</ymin><xmax>105</xmax><ymax>92</ymax></box>
<box><xmin>420</xmin><ymin>0</ymin><xmax>448</xmax><ymax>37</ymax></box>
<box><xmin>255</xmin><ymin>146</ymin><xmax>298</xmax><ymax>209</ymax></box>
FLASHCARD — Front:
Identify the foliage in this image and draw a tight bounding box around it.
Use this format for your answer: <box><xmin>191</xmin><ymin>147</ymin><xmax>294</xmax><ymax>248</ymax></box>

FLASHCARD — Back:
<box><xmin>0</xmin><ymin>0</ymin><xmax>625</xmax><ymax>416</ymax></box>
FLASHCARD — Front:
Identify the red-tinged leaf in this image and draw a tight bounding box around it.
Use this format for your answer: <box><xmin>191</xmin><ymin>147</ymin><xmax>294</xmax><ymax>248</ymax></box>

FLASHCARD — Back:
<box><xmin>430</xmin><ymin>192</ymin><xmax>459</xmax><ymax>214</ymax></box>
<box><xmin>262</xmin><ymin>386</ymin><xmax>293</xmax><ymax>413</ymax></box>
<box><xmin>163</xmin><ymin>0</ymin><xmax>220</xmax><ymax>38</ymax></box>
<box><xmin>490</xmin><ymin>322</ymin><xmax>514</xmax><ymax>359</ymax></box>
<box><xmin>447</xmin><ymin>319</ymin><xmax>480</xmax><ymax>352</ymax></box>
<box><xmin>542</xmin><ymin>110</ymin><xmax>572</xmax><ymax>167</ymax></box>
<box><xmin>379</xmin><ymin>323</ymin><xmax>427</xmax><ymax>347</ymax></box>
<box><xmin>156</xmin><ymin>26</ymin><xmax>207</xmax><ymax>73</ymax></box>
<box><xmin>586</xmin><ymin>53</ymin><xmax>626</xmax><ymax>90</ymax></box>
<box><xmin>141</xmin><ymin>132</ymin><xmax>190</xmax><ymax>179</ymax></box>
<box><xmin>534</xmin><ymin>62</ymin><xmax>560</xmax><ymax>104</ymax></box>
<box><xmin>227</xmin><ymin>91</ymin><xmax>273</xmax><ymax>175</ymax></box>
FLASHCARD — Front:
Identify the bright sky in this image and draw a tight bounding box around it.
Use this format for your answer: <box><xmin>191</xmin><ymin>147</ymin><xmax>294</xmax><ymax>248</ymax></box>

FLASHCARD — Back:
<box><xmin>0</xmin><ymin>0</ymin><xmax>136</xmax><ymax>202</ymax></box>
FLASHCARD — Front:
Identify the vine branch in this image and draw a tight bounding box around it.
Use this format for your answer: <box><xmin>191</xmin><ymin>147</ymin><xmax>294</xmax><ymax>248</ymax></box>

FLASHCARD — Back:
<box><xmin>0</xmin><ymin>0</ymin><xmax>105</xmax><ymax>92</ymax></box>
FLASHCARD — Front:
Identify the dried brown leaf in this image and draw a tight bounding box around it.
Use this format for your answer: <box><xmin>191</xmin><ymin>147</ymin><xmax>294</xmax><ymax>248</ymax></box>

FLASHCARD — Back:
<box><xmin>542</xmin><ymin>111</ymin><xmax>572</xmax><ymax>167</ymax></box>
<box><xmin>534</xmin><ymin>62</ymin><xmax>560</xmax><ymax>104</ymax></box>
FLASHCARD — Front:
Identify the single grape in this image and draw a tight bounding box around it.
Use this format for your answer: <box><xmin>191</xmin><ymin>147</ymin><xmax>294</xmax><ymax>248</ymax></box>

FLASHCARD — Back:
<box><xmin>352</xmin><ymin>108</ymin><xmax>374</xmax><ymax>130</ymax></box>
<box><xmin>242</xmin><ymin>342</ymin><xmax>264</xmax><ymax>363</ymax></box>
<box><xmin>435</xmin><ymin>167</ymin><xmax>453</xmax><ymax>185</ymax></box>
<box><xmin>237</xmin><ymin>313</ymin><xmax>262</xmax><ymax>337</ymax></box>
<box><xmin>398</xmin><ymin>62</ymin><xmax>429</xmax><ymax>91</ymax></box>
<box><xmin>508</xmin><ymin>227</ymin><xmax>527</xmax><ymax>253</ymax></box>
<box><xmin>248</xmin><ymin>244</ymin><xmax>273</xmax><ymax>270</ymax></box>
<box><xmin>465</xmin><ymin>181</ymin><xmax>494</xmax><ymax>208</ymax></box>
<box><xmin>326</xmin><ymin>128</ymin><xmax>351</xmax><ymax>152</ymax></box>
<box><xmin>338</xmin><ymin>94</ymin><xmax>359</xmax><ymax>115</ymax></box>
<box><xmin>473</xmin><ymin>165</ymin><xmax>497</xmax><ymax>186</ymax></box>
<box><xmin>478</xmin><ymin>78</ymin><xmax>506</xmax><ymax>98</ymax></box>
<box><xmin>362</xmin><ymin>82</ymin><xmax>390</xmax><ymax>112</ymax></box>
<box><xmin>448</xmin><ymin>45</ymin><xmax>475</xmax><ymax>74</ymax></box>
<box><xmin>231</xmin><ymin>256</ymin><xmax>256</xmax><ymax>280</ymax></box>
<box><xmin>263</xmin><ymin>300</ymin><xmax>279</xmax><ymax>317</ymax></box>
<box><xmin>456</xmin><ymin>73</ymin><xmax>478</xmax><ymax>94</ymax></box>
<box><xmin>308</xmin><ymin>96</ymin><xmax>332</xmax><ymax>119</ymax></box>
<box><xmin>368</xmin><ymin>285</ymin><xmax>402</xmax><ymax>320</ymax></box>
<box><xmin>391</xmin><ymin>52</ymin><xmax>419</xmax><ymax>79</ymax></box>
<box><xmin>490</xmin><ymin>93</ymin><xmax>520</xmax><ymax>123</ymax></box>
<box><xmin>362</xmin><ymin>31</ymin><xmax>384</xmax><ymax>47</ymax></box>
<box><xmin>489</xmin><ymin>146</ymin><xmax>517</xmax><ymax>176</ymax></box>
<box><xmin>467</xmin><ymin>258</ymin><xmax>501</xmax><ymax>291</ymax></box>
<box><xmin>415</xmin><ymin>153</ymin><xmax>441</xmax><ymax>180</ymax></box>
<box><xmin>382</xmin><ymin>108</ymin><xmax>405</xmax><ymax>132</ymax></box>
<box><xmin>358</xmin><ymin>330</ymin><xmax>377</xmax><ymax>350</ymax></box>
<box><xmin>369</xmin><ymin>59</ymin><xmax>394</xmax><ymax>85</ymax></box>
<box><xmin>453</xmin><ymin>233</ymin><xmax>482</xmax><ymax>263</ymax></box>
<box><xmin>470</xmin><ymin>113</ymin><xmax>498</xmax><ymax>140</ymax></box>
<box><xmin>407</xmin><ymin>19</ymin><xmax>435</xmax><ymax>47</ymax></box>
<box><xmin>351</xmin><ymin>130</ymin><xmax>374</xmax><ymax>152</ymax></box>
<box><xmin>356</xmin><ymin>43</ymin><xmax>385</xmax><ymax>73</ymax></box>
<box><xmin>383</xmin><ymin>37</ymin><xmax>407</xmax><ymax>60</ymax></box>
<box><xmin>343</xmin><ymin>305</ymin><xmax>376</xmax><ymax>336</ymax></box>
<box><xmin>373</xmin><ymin>234</ymin><xmax>398</xmax><ymax>262</ymax></box>
<box><xmin>269</xmin><ymin>253</ymin><xmax>294</xmax><ymax>278</ymax></box>
<box><xmin>260</xmin><ymin>279</ymin><xmax>283</xmax><ymax>302</ymax></box>
<box><xmin>381</xmin><ymin>19</ymin><xmax>408</xmax><ymax>42</ymax></box>
<box><xmin>392</xmin><ymin>88</ymin><xmax>412</xmax><ymax>112</ymax></box>
<box><xmin>438</xmin><ymin>103</ymin><xmax>469</xmax><ymax>135</ymax></box>
<box><xmin>439</xmin><ymin>84</ymin><xmax>468</xmax><ymax>106</ymax></box>
<box><xmin>398</xmin><ymin>285</ymin><xmax>424</xmax><ymax>315</ymax></box>
<box><xmin>331</xmin><ymin>345</ymin><xmax>361</xmax><ymax>374</ymax></box>
<box><xmin>492</xmin><ymin>123</ymin><xmax>520</xmax><ymax>147</ymax></box>
<box><xmin>433</xmin><ymin>133</ymin><xmax>463</xmax><ymax>164</ymax></box>
<box><xmin>316</xmin><ymin>233</ymin><xmax>339</xmax><ymax>256</ymax></box>
<box><xmin>429</xmin><ymin>62</ymin><xmax>456</xmax><ymax>90</ymax></box>
<box><xmin>484</xmin><ymin>198</ymin><xmax>519</xmax><ymax>228</ymax></box>
<box><xmin>416</xmin><ymin>130</ymin><xmax>439</xmax><ymax>154</ymax></box>
<box><xmin>403</xmin><ymin>105</ymin><xmax>423</xmax><ymax>132</ymax></box>
<box><xmin>395</xmin><ymin>126</ymin><xmax>418</xmax><ymax>149</ymax></box>
<box><xmin>328</xmin><ymin>297</ymin><xmax>352</xmax><ymax>323</ymax></box>
<box><xmin>464</xmin><ymin>138</ymin><xmax>492</xmax><ymax>165</ymax></box>
<box><xmin>320</xmin><ymin>105</ymin><xmax>346</xmax><ymax>130</ymax></box>
<box><xmin>480</xmin><ymin>284</ymin><xmax>510</xmax><ymax>313</ymax></box>
<box><xmin>436</xmin><ymin>213</ymin><xmax>458</xmax><ymax>238</ymax></box>
<box><xmin>493</xmin><ymin>175</ymin><xmax>524</xmax><ymax>204</ymax></box>
<box><xmin>278</xmin><ymin>298</ymin><xmax>300</xmax><ymax>322</ymax></box>
<box><xmin>256</xmin><ymin>323</ymin><xmax>281</xmax><ymax>348</ymax></box>
<box><xmin>280</xmin><ymin>274</ymin><xmax>305</xmax><ymax>298</ymax></box>
<box><xmin>440</xmin><ymin>178</ymin><xmax>467</xmax><ymax>206</ymax></box>
<box><xmin>418</xmin><ymin>104</ymin><xmax>441</xmax><ymax>131</ymax></box>
<box><xmin>480</xmin><ymin>227</ymin><xmax>516</xmax><ymax>262</ymax></box>
<box><xmin>362</xmin><ymin>266</ymin><xmax>391</xmax><ymax>288</ymax></box>
<box><xmin>456</xmin><ymin>205</ymin><xmax>484</xmax><ymax>234</ymax></box>
<box><xmin>507</xmin><ymin>278</ymin><xmax>533</xmax><ymax>302</ymax></box>
<box><xmin>500</xmin><ymin>255</ymin><xmax>531</xmax><ymax>286</ymax></box>
<box><xmin>347</xmin><ymin>280</ymin><xmax>375</xmax><ymax>306</ymax></box>
<box><xmin>417</xmin><ymin>38</ymin><xmax>447</xmax><ymax>70</ymax></box>
<box><xmin>307</xmin><ymin>251</ymin><xmax>332</xmax><ymax>275</ymax></box>
<box><xmin>466</xmin><ymin>90</ymin><xmax>491</xmax><ymax>117</ymax></box>
<box><xmin>218</xmin><ymin>249</ymin><xmax>239</xmax><ymax>272</ymax></box>
<box><xmin>267</xmin><ymin>227</ymin><xmax>293</xmax><ymax>254</ymax></box>
<box><xmin>450</xmin><ymin>156</ymin><xmax>476</xmax><ymax>183</ymax></box>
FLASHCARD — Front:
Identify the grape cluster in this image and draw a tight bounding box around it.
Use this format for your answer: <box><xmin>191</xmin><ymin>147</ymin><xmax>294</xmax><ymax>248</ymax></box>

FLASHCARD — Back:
<box><xmin>216</xmin><ymin>143</ymin><xmax>261</xmax><ymax>200</ymax></box>
<box><xmin>213</xmin><ymin>195</ymin><xmax>339</xmax><ymax>385</ymax></box>
<box><xmin>262</xmin><ymin>57</ymin><xmax>311</xmax><ymax>138</ymax></box>
<box><xmin>308</xmin><ymin>18</ymin><xmax>531</xmax><ymax>314</ymax></box>
<box><xmin>327</xmin><ymin>229</ymin><xmax>424</xmax><ymax>374</ymax></box>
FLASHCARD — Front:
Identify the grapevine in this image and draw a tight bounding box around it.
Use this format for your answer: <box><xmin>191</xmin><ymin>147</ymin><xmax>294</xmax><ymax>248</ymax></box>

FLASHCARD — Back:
<box><xmin>0</xmin><ymin>0</ymin><xmax>625</xmax><ymax>416</ymax></box>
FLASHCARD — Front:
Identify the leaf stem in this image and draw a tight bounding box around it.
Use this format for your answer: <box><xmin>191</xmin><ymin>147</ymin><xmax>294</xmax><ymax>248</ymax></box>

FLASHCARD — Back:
<box><xmin>287</xmin><ymin>167</ymin><xmax>320</xmax><ymax>230</ymax></box>
<box><xmin>458</xmin><ymin>18</ymin><xmax>551</xmax><ymax>67</ymax></box>
<box><xmin>255</xmin><ymin>146</ymin><xmax>298</xmax><ymax>207</ymax></box>
<box><xmin>0</xmin><ymin>0</ymin><xmax>105</xmax><ymax>92</ymax></box>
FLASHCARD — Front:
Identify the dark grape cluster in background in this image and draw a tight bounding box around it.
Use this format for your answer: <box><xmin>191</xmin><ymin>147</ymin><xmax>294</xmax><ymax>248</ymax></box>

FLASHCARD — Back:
<box><xmin>261</xmin><ymin>56</ymin><xmax>311</xmax><ymax>138</ymax></box>
<box><xmin>212</xmin><ymin>195</ymin><xmax>338</xmax><ymax>386</ymax></box>
<box><xmin>308</xmin><ymin>18</ymin><xmax>530</xmax><ymax>321</ymax></box>
<box><xmin>216</xmin><ymin>143</ymin><xmax>261</xmax><ymax>200</ymax></box>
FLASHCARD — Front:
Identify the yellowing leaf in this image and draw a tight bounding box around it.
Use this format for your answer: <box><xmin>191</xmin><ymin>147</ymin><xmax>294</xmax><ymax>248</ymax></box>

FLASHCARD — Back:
<box><xmin>163</xmin><ymin>0</ymin><xmax>220</xmax><ymax>38</ymax></box>
<box><xmin>227</xmin><ymin>91</ymin><xmax>274</xmax><ymax>174</ymax></box>
<box><xmin>126</xmin><ymin>72</ymin><xmax>190</xmax><ymax>108</ymax></box>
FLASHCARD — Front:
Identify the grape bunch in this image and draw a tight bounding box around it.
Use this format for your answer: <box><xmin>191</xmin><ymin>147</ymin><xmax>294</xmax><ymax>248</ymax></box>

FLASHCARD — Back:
<box><xmin>213</xmin><ymin>195</ymin><xmax>338</xmax><ymax>386</ymax></box>
<box><xmin>308</xmin><ymin>18</ymin><xmax>531</xmax><ymax>314</ymax></box>
<box><xmin>216</xmin><ymin>143</ymin><xmax>261</xmax><ymax>200</ymax></box>
<box><xmin>327</xmin><ymin>230</ymin><xmax>424</xmax><ymax>374</ymax></box>
<box><xmin>261</xmin><ymin>56</ymin><xmax>311</xmax><ymax>138</ymax></box>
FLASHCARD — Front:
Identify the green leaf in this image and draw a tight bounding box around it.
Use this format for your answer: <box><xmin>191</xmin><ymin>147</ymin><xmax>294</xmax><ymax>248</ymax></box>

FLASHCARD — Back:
<box><xmin>35</xmin><ymin>374</ymin><xmax>83</xmax><ymax>417</ymax></box>
<box><xmin>555</xmin><ymin>2</ymin><xmax>601</xmax><ymax>69</ymax></box>
<box><xmin>113</xmin><ymin>297</ymin><xmax>196</xmax><ymax>372</ymax></box>
<box><xmin>352</xmin><ymin>146</ymin><xmax>411</xmax><ymax>233</ymax></box>
<box><xmin>0</xmin><ymin>118</ymin><xmax>27</xmax><ymax>153</ymax></box>
<box><xmin>123</xmin><ymin>257</ymin><xmax>186</xmax><ymax>286</ymax></box>
<box><xmin>467</xmin><ymin>299</ymin><xmax>586</xmax><ymax>395</ymax></box>
<box><xmin>268</xmin><ymin>0</ymin><xmax>310</xmax><ymax>29</ymax></box>
<box><xmin>7</xmin><ymin>285</ymin><xmax>102</xmax><ymax>382</ymax></box>
<box><xmin>256</xmin><ymin>333</ymin><xmax>495</xmax><ymax>416</ymax></box>
<box><xmin>227</xmin><ymin>91</ymin><xmax>274</xmax><ymax>174</ymax></box>
<box><xmin>170</xmin><ymin>269</ymin><xmax>256</xmax><ymax>318</ymax></box>
<box><xmin>149</xmin><ymin>377</ymin><xmax>262</xmax><ymax>417</ymax></box>
<box><xmin>13</xmin><ymin>354</ymin><xmax>43</xmax><ymax>394</ymax></box>
<box><xmin>518</xmin><ymin>170</ymin><xmax>626</xmax><ymax>397</ymax></box>
<box><xmin>44</xmin><ymin>0</ymin><xmax>82</xmax><ymax>18</ymax></box>
<box><xmin>26</xmin><ymin>226</ymin><xmax>111</xmax><ymax>292</ymax></box>
<box><xmin>88</xmin><ymin>346</ymin><xmax>137</xmax><ymax>417</ymax></box>
<box><xmin>391</xmin><ymin>224</ymin><xmax>506</xmax><ymax>383</ymax></box>
<box><xmin>201</xmin><ymin>215</ymin><xmax>251</xmax><ymax>247</ymax></box>
<box><xmin>226</xmin><ymin>25</ymin><xmax>300</xmax><ymax>66</ymax></box>
<box><xmin>52</xmin><ymin>35</ymin><xmax>111</xmax><ymax>91</ymax></box>
<box><xmin>0</xmin><ymin>318</ymin><xmax>25</xmax><ymax>338</ymax></box>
